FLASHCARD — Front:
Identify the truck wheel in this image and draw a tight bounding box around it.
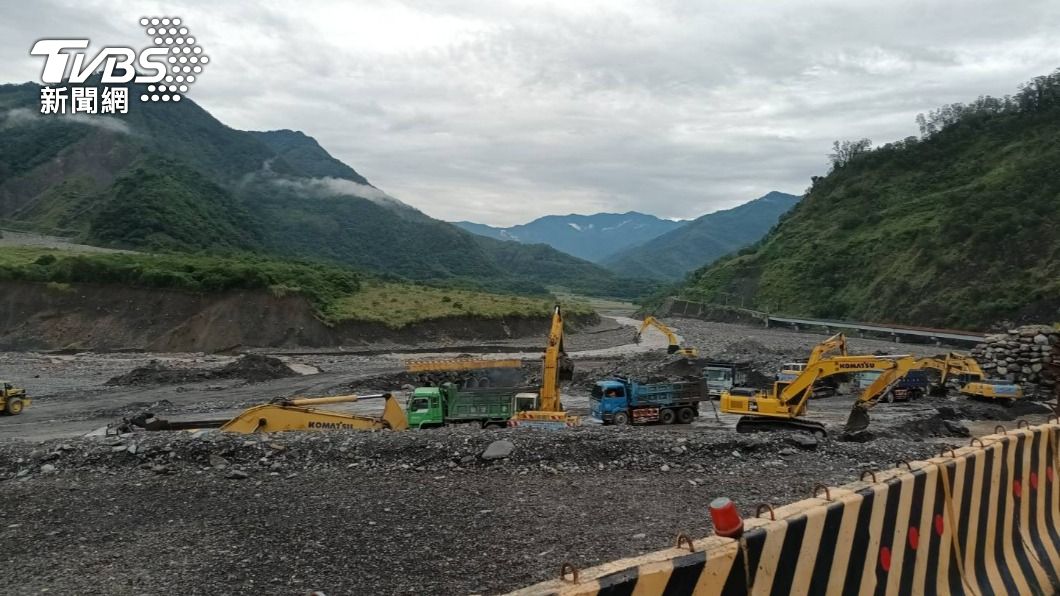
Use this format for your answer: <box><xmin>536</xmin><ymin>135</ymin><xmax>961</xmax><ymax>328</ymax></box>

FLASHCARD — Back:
<box><xmin>613</xmin><ymin>412</ymin><xmax>629</xmax><ymax>425</ymax></box>
<box><xmin>677</xmin><ymin>407</ymin><xmax>695</xmax><ymax>424</ymax></box>
<box><xmin>661</xmin><ymin>409</ymin><xmax>677</xmax><ymax>425</ymax></box>
<box><xmin>4</xmin><ymin>398</ymin><xmax>24</xmax><ymax>415</ymax></box>
<box><xmin>884</xmin><ymin>391</ymin><xmax>894</xmax><ymax>404</ymax></box>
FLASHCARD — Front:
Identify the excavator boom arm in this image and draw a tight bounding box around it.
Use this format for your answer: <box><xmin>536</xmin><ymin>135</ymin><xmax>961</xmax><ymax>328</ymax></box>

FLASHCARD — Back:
<box><xmin>510</xmin><ymin>304</ymin><xmax>578</xmax><ymax>427</ymax></box>
<box><xmin>637</xmin><ymin>316</ymin><xmax>680</xmax><ymax>347</ymax></box>
<box><xmin>538</xmin><ymin>305</ymin><xmax>565</xmax><ymax>412</ymax></box>
<box><xmin>807</xmin><ymin>332</ymin><xmax>848</xmax><ymax>365</ymax></box>
<box><xmin>776</xmin><ymin>355</ymin><xmax>904</xmax><ymax>407</ymax></box>
<box><xmin>220</xmin><ymin>395</ymin><xmax>409</xmax><ymax>433</ymax></box>
<box><xmin>636</xmin><ymin>316</ymin><xmax>695</xmax><ymax>356</ymax></box>
<box><xmin>915</xmin><ymin>352</ymin><xmax>984</xmax><ymax>385</ymax></box>
<box><xmin>771</xmin><ymin>355</ymin><xmax>915</xmax><ymax>431</ymax></box>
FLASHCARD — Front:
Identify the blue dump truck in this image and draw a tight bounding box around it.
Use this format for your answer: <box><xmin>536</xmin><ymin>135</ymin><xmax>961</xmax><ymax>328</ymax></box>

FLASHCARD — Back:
<box><xmin>887</xmin><ymin>369</ymin><xmax>930</xmax><ymax>402</ymax></box>
<box><xmin>854</xmin><ymin>370</ymin><xmax>930</xmax><ymax>402</ymax></box>
<box><xmin>591</xmin><ymin>378</ymin><xmax>708</xmax><ymax>425</ymax></box>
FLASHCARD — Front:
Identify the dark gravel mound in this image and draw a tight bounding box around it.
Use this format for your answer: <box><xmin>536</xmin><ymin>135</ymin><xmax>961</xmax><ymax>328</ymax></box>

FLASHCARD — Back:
<box><xmin>106</xmin><ymin>354</ymin><xmax>298</xmax><ymax>386</ymax></box>
<box><xmin>214</xmin><ymin>354</ymin><xmax>300</xmax><ymax>383</ymax></box>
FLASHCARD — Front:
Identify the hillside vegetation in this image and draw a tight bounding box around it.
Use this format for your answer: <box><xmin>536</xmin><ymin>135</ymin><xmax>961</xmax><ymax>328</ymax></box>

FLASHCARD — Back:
<box><xmin>330</xmin><ymin>282</ymin><xmax>592</xmax><ymax>328</ymax></box>
<box><xmin>602</xmin><ymin>191</ymin><xmax>799</xmax><ymax>280</ymax></box>
<box><xmin>0</xmin><ymin>247</ymin><xmax>577</xmax><ymax>327</ymax></box>
<box><xmin>0</xmin><ymin>81</ymin><xmax>644</xmax><ymax>300</ymax></box>
<box><xmin>680</xmin><ymin>70</ymin><xmax>1060</xmax><ymax>329</ymax></box>
<box><xmin>0</xmin><ymin>247</ymin><xmax>359</xmax><ymax>315</ymax></box>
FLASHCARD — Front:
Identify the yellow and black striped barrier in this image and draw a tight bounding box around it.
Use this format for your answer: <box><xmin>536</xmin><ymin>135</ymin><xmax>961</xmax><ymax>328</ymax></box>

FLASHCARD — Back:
<box><xmin>508</xmin><ymin>421</ymin><xmax>1060</xmax><ymax>595</ymax></box>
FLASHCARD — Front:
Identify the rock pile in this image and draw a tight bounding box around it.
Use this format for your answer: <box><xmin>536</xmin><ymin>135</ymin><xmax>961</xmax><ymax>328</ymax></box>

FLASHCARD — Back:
<box><xmin>971</xmin><ymin>325</ymin><xmax>1059</xmax><ymax>395</ymax></box>
<box><xmin>0</xmin><ymin>426</ymin><xmax>944</xmax><ymax>483</ymax></box>
<box><xmin>105</xmin><ymin>354</ymin><xmax>299</xmax><ymax>386</ymax></box>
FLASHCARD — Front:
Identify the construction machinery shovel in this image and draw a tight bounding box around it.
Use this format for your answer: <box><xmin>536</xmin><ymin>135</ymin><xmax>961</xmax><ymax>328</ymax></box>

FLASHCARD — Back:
<box><xmin>845</xmin><ymin>403</ymin><xmax>871</xmax><ymax>433</ymax></box>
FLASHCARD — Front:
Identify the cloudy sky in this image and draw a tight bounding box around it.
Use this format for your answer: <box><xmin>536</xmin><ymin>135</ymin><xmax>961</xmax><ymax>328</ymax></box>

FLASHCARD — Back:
<box><xmin>4</xmin><ymin>1</ymin><xmax>1060</xmax><ymax>225</ymax></box>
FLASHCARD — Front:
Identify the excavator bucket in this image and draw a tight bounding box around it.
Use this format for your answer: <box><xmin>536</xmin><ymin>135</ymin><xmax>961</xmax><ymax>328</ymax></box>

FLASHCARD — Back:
<box><xmin>845</xmin><ymin>404</ymin><xmax>871</xmax><ymax>433</ymax></box>
<box><xmin>666</xmin><ymin>344</ymin><xmax>680</xmax><ymax>354</ymax></box>
<box><xmin>558</xmin><ymin>354</ymin><xmax>574</xmax><ymax>381</ymax></box>
<box><xmin>381</xmin><ymin>395</ymin><xmax>410</xmax><ymax>430</ymax></box>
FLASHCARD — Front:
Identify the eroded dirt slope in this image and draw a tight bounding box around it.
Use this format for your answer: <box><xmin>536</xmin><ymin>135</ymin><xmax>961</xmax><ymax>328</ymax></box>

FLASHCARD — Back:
<box><xmin>0</xmin><ymin>281</ymin><xmax>585</xmax><ymax>352</ymax></box>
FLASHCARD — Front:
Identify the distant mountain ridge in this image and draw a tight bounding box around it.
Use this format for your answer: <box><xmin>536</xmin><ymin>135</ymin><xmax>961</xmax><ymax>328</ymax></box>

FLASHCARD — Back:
<box><xmin>453</xmin><ymin>212</ymin><xmax>686</xmax><ymax>262</ymax></box>
<box><xmin>601</xmin><ymin>191</ymin><xmax>800</xmax><ymax>280</ymax></box>
<box><xmin>0</xmin><ymin>81</ymin><xmax>642</xmax><ymax>298</ymax></box>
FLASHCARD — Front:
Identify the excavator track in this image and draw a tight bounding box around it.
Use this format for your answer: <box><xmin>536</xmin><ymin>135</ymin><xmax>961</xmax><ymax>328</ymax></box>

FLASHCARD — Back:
<box><xmin>735</xmin><ymin>415</ymin><xmax>827</xmax><ymax>437</ymax></box>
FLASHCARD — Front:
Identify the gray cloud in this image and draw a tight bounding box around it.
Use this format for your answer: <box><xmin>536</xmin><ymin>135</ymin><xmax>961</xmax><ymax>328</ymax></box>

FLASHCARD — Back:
<box><xmin>2</xmin><ymin>0</ymin><xmax>1059</xmax><ymax>225</ymax></box>
<box><xmin>270</xmin><ymin>175</ymin><xmax>421</xmax><ymax>214</ymax></box>
<box><xmin>3</xmin><ymin>107</ymin><xmax>132</xmax><ymax>135</ymax></box>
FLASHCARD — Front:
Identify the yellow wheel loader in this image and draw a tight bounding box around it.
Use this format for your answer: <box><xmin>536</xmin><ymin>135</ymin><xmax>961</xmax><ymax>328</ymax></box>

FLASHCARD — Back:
<box><xmin>1</xmin><ymin>381</ymin><xmax>29</xmax><ymax>416</ymax></box>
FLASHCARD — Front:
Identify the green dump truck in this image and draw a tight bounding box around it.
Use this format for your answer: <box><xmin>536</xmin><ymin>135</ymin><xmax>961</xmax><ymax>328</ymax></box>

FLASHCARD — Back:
<box><xmin>405</xmin><ymin>383</ymin><xmax>538</xmax><ymax>429</ymax></box>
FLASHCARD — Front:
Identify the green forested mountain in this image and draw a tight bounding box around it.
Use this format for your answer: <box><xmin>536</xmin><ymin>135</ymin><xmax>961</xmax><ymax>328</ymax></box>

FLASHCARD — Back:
<box><xmin>602</xmin><ymin>191</ymin><xmax>799</xmax><ymax>280</ymax></box>
<box><xmin>0</xmin><ymin>82</ymin><xmax>641</xmax><ymax>297</ymax></box>
<box><xmin>680</xmin><ymin>70</ymin><xmax>1060</xmax><ymax>329</ymax></box>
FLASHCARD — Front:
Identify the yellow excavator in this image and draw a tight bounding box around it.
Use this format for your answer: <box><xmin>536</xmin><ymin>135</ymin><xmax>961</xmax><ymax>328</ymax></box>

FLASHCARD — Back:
<box><xmin>721</xmin><ymin>354</ymin><xmax>917</xmax><ymax>436</ymax></box>
<box><xmin>914</xmin><ymin>352</ymin><xmax>1023</xmax><ymax>401</ymax></box>
<box><xmin>509</xmin><ymin>305</ymin><xmax>578</xmax><ymax>429</ymax></box>
<box><xmin>125</xmin><ymin>393</ymin><xmax>409</xmax><ymax>434</ymax></box>
<box><xmin>915</xmin><ymin>352</ymin><xmax>983</xmax><ymax>389</ymax></box>
<box><xmin>635</xmin><ymin>316</ymin><xmax>698</xmax><ymax>358</ymax></box>
<box><xmin>777</xmin><ymin>333</ymin><xmax>848</xmax><ymax>398</ymax></box>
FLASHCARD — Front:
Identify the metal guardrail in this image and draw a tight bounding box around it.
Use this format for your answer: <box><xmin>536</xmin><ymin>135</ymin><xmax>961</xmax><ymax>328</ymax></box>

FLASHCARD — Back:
<box><xmin>664</xmin><ymin>298</ymin><xmax>985</xmax><ymax>345</ymax></box>
<box><xmin>766</xmin><ymin>315</ymin><xmax>986</xmax><ymax>343</ymax></box>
